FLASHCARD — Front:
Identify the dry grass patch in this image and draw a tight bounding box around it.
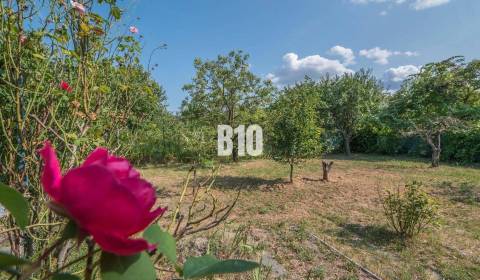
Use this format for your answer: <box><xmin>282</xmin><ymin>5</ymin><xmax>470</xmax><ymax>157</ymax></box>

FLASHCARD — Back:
<box><xmin>141</xmin><ymin>155</ymin><xmax>480</xmax><ymax>280</ymax></box>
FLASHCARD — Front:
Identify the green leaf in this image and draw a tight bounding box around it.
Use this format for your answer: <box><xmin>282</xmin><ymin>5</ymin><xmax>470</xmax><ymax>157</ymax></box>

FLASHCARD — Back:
<box><xmin>111</xmin><ymin>6</ymin><xmax>122</xmax><ymax>20</ymax></box>
<box><xmin>183</xmin><ymin>255</ymin><xmax>259</xmax><ymax>279</ymax></box>
<box><xmin>143</xmin><ymin>224</ymin><xmax>177</xmax><ymax>264</ymax></box>
<box><xmin>52</xmin><ymin>273</ymin><xmax>81</xmax><ymax>280</ymax></box>
<box><xmin>183</xmin><ymin>255</ymin><xmax>218</xmax><ymax>279</ymax></box>
<box><xmin>61</xmin><ymin>220</ymin><xmax>78</xmax><ymax>240</ymax></box>
<box><xmin>100</xmin><ymin>252</ymin><xmax>155</xmax><ymax>280</ymax></box>
<box><xmin>32</xmin><ymin>53</ymin><xmax>46</xmax><ymax>60</ymax></box>
<box><xmin>99</xmin><ymin>85</ymin><xmax>111</xmax><ymax>94</ymax></box>
<box><xmin>0</xmin><ymin>182</ymin><xmax>29</xmax><ymax>229</ymax></box>
<box><xmin>79</xmin><ymin>22</ymin><xmax>90</xmax><ymax>33</ymax></box>
<box><xmin>0</xmin><ymin>252</ymin><xmax>29</xmax><ymax>269</ymax></box>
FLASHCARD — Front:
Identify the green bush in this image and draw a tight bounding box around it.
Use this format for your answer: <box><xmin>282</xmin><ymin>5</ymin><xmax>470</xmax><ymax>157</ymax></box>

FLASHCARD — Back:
<box><xmin>383</xmin><ymin>182</ymin><xmax>439</xmax><ymax>238</ymax></box>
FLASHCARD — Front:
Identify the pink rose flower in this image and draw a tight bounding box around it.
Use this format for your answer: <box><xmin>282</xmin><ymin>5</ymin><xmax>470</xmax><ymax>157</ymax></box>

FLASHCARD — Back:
<box><xmin>70</xmin><ymin>1</ymin><xmax>86</xmax><ymax>15</ymax></box>
<box><xmin>39</xmin><ymin>142</ymin><xmax>166</xmax><ymax>256</ymax></box>
<box><xmin>129</xmin><ymin>26</ymin><xmax>139</xmax><ymax>34</ymax></box>
<box><xmin>59</xmin><ymin>80</ymin><xmax>73</xmax><ymax>93</ymax></box>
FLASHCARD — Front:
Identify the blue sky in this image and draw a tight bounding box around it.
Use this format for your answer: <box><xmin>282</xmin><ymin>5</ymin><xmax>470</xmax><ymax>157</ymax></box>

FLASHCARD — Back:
<box><xmin>124</xmin><ymin>0</ymin><xmax>480</xmax><ymax>111</ymax></box>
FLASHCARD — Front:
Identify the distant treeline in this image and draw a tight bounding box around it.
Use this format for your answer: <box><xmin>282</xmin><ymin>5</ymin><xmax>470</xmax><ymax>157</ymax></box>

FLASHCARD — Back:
<box><xmin>130</xmin><ymin>53</ymin><xmax>480</xmax><ymax>167</ymax></box>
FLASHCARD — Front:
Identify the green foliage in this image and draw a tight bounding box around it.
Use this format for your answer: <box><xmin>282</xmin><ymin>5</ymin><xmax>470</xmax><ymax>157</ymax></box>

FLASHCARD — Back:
<box><xmin>52</xmin><ymin>273</ymin><xmax>81</xmax><ymax>280</ymax></box>
<box><xmin>268</xmin><ymin>79</ymin><xmax>323</xmax><ymax>181</ymax></box>
<box><xmin>385</xmin><ymin>56</ymin><xmax>480</xmax><ymax>166</ymax></box>
<box><xmin>0</xmin><ymin>182</ymin><xmax>29</xmax><ymax>229</ymax></box>
<box><xmin>100</xmin><ymin>252</ymin><xmax>156</xmax><ymax>280</ymax></box>
<box><xmin>0</xmin><ymin>0</ymin><xmax>173</xmax><ymax>277</ymax></box>
<box><xmin>388</xmin><ymin>57</ymin><xmax>480</xmax><ymax>132</ymax></box>
<box><xmin>441</xmin><ymin>128</ymin><xmax>480</xmax><ymax>163</ymax></box>
<box><xmin>318</xmin><ymin>69</ymin><xmax>384</xmax><ymax>156</ymax></box>
<box><xmin>0</xmin><ymin>252</ymin><xmax>29</xmax><ymax>270</ymax></box>
<box><xmin>61</xmin><ymin>220</ymin><xmax>79</xmax><ymax>241</ymax></box>
<box><xmin>179</xmin><ymin>122</ymin><xmax>217</xmax><ymax>166</ymax></box>
<box><xmin>181</xmin><ymin>50</ymin><xmax>274</xmax><ymax>161</ymax></box>
<box><xmin>383</xmin><ymin>182</ymin><xmax>439</xmax><ymax>238</ymax></box>
<box><xmin>268</xmin><ymin>79</ymin><xmax>323</xmax><ymax>160</ymax></box>
<box><xmin>182</xmin><ymin>50</ymin><xmax>273</xmax><ymax>126</ymax></box>
<box><xmin>143</xmin><ymin>224</ymin><xmax>177</xmax><ymax>265</ymax></box>
<box><xmin>182</xmin><ymin>255</ymin><xmax>259</xmax><ymax>279</ymax></box>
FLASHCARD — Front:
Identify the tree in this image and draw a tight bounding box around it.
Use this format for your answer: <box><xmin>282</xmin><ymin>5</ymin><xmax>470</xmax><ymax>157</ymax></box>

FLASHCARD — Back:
<box><xmin>181</xmin><ymin>50</ymin><xmax>274</xmax><ymax>161</ymax></box>
<box><xmin>387</xmin><ymin>56</ymin><xmax>480</xmax><ymax>167</ymax></box>
<box><xmin>268</xmin><ymin>79</ymin><xmax>323</xmax><ymax>183</ymax></box>
<box><xmin>318</xmin><ymin>69</ymin><xmax>384</xmax><ymax>156</ymax></box>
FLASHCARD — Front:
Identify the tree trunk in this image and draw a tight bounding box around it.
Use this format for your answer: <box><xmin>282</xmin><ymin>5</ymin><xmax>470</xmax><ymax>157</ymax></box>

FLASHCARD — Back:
<box><xmin>289</xmin><ymin>163</ymin><xmax>294</xmax><ymax>183</ymax></box>
<box><xmin>232</xmin><ymin>147</ymin><xmax>238</xmax><ymax>162</ymax></box>
<box><xmin>228</xmin><ymin>106</ymin><xmax>238</xmax><ymax>162</ymax></box>
<box><xmin>432</xmin><ymin>149</ymin><xmax>440</xmax><ymax>167</ymax></box>
<box><xmin>343</xmin><ymin>133</ymin><xmax>351</xmax><ymax>157</ymax></box>
<box><xmin>322</xmin><ymin>161</ymin><xmax>334</xmax><ymax>182</ymax></box>
<box><xmin>426</xmin><ymin>133</ymin><xmax>441</xmax><ymax>168</ymax></box>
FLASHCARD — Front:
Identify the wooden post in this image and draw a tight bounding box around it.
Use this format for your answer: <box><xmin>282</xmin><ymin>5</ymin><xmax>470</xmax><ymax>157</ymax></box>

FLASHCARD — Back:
<box><xmin>322</xmin><ymin>160</ymin><xmax>334</xmax><ymax>182</ymax></box>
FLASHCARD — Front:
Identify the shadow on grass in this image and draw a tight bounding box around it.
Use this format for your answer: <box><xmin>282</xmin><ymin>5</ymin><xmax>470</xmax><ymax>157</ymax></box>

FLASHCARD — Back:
<box><xmin>141</xmin><ymin>163</ymin><xmax>194</xmax><ymax>171</ymax></box>
<box><xmin>325</xmin><ymin>153</ymin><xmax>480</xmax><ymax>169</ymax></box>
<box><xmin>155</xmin><ymin>187</ymin><xmax>176</xmax><ymax>198</ymax></box>
<box><xmin>302</xmin><ymin>177</ymin><xmax>325</xmax><ymax>182</ymax></box>
<box><xmin>325</xmin><ymin>153</ymin><xmax>430</xmax><ymax>164</ymax></box>
<box><xmin>212</xmin><ymin>176</ymin><xmax>286</xmax><ymax>191</ymax></box>
<box><xmin>334</xmin><ymin>223</ymin><xmax>401</xmax><ymax>248</ymax></box>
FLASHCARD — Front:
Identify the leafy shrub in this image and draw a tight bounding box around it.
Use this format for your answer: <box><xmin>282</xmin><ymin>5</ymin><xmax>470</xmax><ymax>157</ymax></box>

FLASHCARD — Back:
<box><xmin>383</xmin><ymin>181</ymin><xmax>439</xmax><ymax>238</ymax></box>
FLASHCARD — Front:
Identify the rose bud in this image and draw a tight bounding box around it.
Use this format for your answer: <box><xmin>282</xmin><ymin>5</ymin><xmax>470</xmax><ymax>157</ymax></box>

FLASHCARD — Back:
<box><xmin>59</xmin><ymin>80</ymin><xmax>73</xmax><ymax>92</ymax></box>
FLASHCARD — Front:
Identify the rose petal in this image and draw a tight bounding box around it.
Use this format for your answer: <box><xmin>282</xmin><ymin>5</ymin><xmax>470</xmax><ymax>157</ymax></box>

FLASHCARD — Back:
<box><xmin>133</xmin><ymin>207</ymin><xmax>167</xmax><ymax>235</ymax></box>
<box><xmin>91</xmin><ymin>231</ymin><xmax>152</xmax><ymax>256</ymax></box>
<box><xmin>120</xmin><ymin>178</ymin><xmax>156</xmax><ymax>211</ymax></box>
<box><xmin>82</xmin><ymin>148</ymin><xmax>108</xmax><ymax>166</ymax></box>
<box><xmin>83</xmin><ymin>149</ymin><xmax>140</xmax><ymax>179</ymax></box>
<box><xmin>106</xmin><ymin>156</ymin><xmax>140</xmax><ymax>179</ymax></box>
<box><xmin>60</xmin><ymin>165</ymin><xmax>143</xmax><ymax>235</ymax></box>
<box><xmin>39</xmin><ymin>141</ymin><xmax>62</xmax><ymax>201</ymax></box>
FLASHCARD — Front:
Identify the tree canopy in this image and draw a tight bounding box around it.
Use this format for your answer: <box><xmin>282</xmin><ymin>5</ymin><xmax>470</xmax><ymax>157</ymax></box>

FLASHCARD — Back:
<box><xmin>386</xmin><ymin>56</ymin><xmax>480</xmax><ymax>166</ymax></box>
<box><xmin>181</xmin><ymin>50</ymin><xmax>274</xmax><ymax>161</ymax></box>
<box><xmin>318</xmin><ymin>69</ymin><xmax>384</xmax><ymax>156</ymax></box>
<box><xmin>268</xmin><ymin>79</ymin><xmax>323</xmax><ymax>182</ymax></box>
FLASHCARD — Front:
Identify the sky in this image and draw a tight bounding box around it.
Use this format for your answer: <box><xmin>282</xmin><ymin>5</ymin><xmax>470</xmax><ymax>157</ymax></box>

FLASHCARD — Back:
<box><xmin>123</xmin><ymin>0</ymin><xmax>480</xmax><ymax>112</ymax></box>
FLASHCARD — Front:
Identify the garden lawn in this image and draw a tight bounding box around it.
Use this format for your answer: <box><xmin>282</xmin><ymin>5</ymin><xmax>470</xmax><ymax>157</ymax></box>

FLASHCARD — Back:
<box><xmin>141</xmin><ymin>155</ymin><xmax>480</xmax><ymax>280</ymax></box>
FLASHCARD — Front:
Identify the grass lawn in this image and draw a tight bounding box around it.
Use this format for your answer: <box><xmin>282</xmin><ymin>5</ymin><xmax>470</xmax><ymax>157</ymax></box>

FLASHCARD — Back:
<box><xmin>141</xmin><ymin>154</ymin><xmax>480</xmax><ymax>280</ymax></box>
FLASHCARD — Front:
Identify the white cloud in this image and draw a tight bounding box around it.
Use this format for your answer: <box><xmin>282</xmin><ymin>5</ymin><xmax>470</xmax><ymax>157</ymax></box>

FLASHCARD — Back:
<box><xmin>360</xmin><ymin>47</ymin><xmax>419</xmax><ymax>65</ymax></box>
<box><xmin>403</xmin><ymin>51</ymin><xmax>420</xmax><ymax>57</ymax></box>
<box><xmin>329</xmin><ymin>45</ymin><xmax>356</xmax><ymax>65</ymax></box>
<box><xmin>266</xmin><ymin>53</ymin><xmax>353</xmax><ymax>85</ymax></box>
<box><xmin>379</xmin><ymin>10</ymin><xmax>388</xmax><ymax>16</ymax></box>
<box><xmin>411</xmin><ymin>0</ymin><xmax>450</xmax><ymax>10</ymax></box>
<box><xmin>350</xmin><ymin>0</ymin><xmax>449</xmax><ymax>10</ymax></box>
<box><xmin>384</xmin><ymin>65</ymin><xmax>420</xmax><ymax>82</ymax></box>
<box><xmin>359</xmin><ymin>47</ymin><xmax>393</xmax><ymax>65</ymax></box>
